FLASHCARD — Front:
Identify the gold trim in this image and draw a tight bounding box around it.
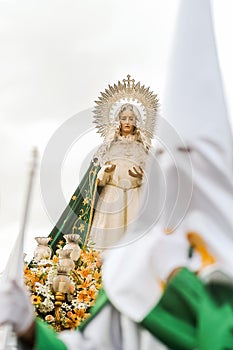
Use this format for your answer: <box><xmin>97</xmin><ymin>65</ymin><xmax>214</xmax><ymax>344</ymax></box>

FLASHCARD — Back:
<box><xmin>106</xmin><ymin>183</ymin><xmax>142</xmax><ymax>191</ymax></box>
<box><xmin>83</xmin><ymin>178</ymin><xmax>99</xmax><ymax>248</ymax></box>
<box><xmin>123</xmin><ymin>189</ymin><xmax>127</xmax><ymax>233</ymax></box>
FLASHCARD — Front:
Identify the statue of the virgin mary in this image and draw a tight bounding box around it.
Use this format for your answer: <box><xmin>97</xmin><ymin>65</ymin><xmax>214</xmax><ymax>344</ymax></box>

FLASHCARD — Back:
<box><xmin>48</xmin><ymin>75</ymin><xmax>159</xmax><ymax>251</ymax></box>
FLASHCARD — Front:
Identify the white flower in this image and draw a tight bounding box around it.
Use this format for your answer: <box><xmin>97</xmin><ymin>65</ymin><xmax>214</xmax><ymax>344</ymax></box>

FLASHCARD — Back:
<box><xmin>77</xmin><ymin>302</ymin><xmax>86</xmax><ymax>310</ymax></box>
<box><xmin>35</xmin><ymin>283</ymin><xmax>51</xmax><ymax>298</ymax></box>
<box><xmin>47</xmin><ymin>267</ymin><xmax>58</xmax><ymax>284</ymax></box>
<box><xmin>71</xmin><ymin>299</ymin><xmax>87</xmax><ymax>309</ymax></box>
<box><xmin>71</xmin><ymin>299</ymin><xmax>78</xmax><ymax>308</ymax></box>
<box><xmin>39</xmin><ymin>298</ymin><xmax>54</xmax><ymax>313</ymax></box>
<box><xmin>61</xmin><ymin>303</ymin><xmax>72</xmax><ymax>311</ymax></box>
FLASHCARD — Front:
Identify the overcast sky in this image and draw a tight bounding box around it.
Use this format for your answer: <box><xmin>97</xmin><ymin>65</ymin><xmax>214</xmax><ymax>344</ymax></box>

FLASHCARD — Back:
<box><xmin>0</xmin><ymin>0</ymin><xmax>233</xmax><ymax>272</ymax></box>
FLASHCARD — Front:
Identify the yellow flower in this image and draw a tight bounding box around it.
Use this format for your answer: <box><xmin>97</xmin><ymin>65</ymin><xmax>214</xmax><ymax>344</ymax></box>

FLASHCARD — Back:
<box><xmin>66</xmin><ymin>312</ymin><xmax>81</xmax><ymax>328</ymax></box>
<box><xmin>64</xmin><ymin>317</ymin><xmax>78</xmax><ymax>330</ymax></box>
<box><xmin>81</xmin><ymin>252</ymin><xmax>94</xmax><ymax>264</ymax></box>
<box><xmin>72</xmin><ymin>195</ymin><xmax>77</xmax><ymax>201</ymax></box>
<box><xmin>79</xmin><ymin>279</ymin><xmax>92</xmax><ymax>289</ymax></box>
<box><xmin>24</xmin><ymin>265</ymin><xmax>30</xmax><ymax>274</ymax></box>
<box><xmin>87</xmin><ymin>289</ymin><xmax>97</xmax><ymax>299</ymax></box>
<box><xmin>93</xmin><ymin>270</ymin><xmax>101</xmax><ymax>281</ymax></box>
<box><xmin>92</xmin><ymin>250</ymin><xmax>101</xmax><ymax>258</ymax></box>
<box><xmin>77</xmin><ymin>291</ymin><xmax>89</xmax><ymax>303</ymax></box>
<box><xmin>31</xmin><ymin>295</ymin><xmax>41</xmax><ymax>305</ymax></box>
<box><xmin>52</xmin><ymin>255</ymin><xmax>59</xmax><ymax>263</ymax></box>
<box><xmin>74</xmin><ymin>308</ymin><xmax>86</xmax><ymax>319</ymax></box>
<box><xmin>95</xmin><ymin>282</ymin><xmax>102</xmax><ymax>290</ymax></box>
<box><xmin>79</xmin><ymin>267</ymin><xmax>91</xmax><ymax>278</ymax></box>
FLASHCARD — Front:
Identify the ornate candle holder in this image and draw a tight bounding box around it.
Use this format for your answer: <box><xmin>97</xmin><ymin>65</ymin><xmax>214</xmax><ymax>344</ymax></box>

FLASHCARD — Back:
<box><xmin>63</xmin><ymin>234</ymin><xmax>81</xmax><ymax>261</ymax></box>
<box><xmin>34</xmin><ymin>237</ymin><xmax>52</xmax><ymax>262</ymax></box>
<box><xmin>52</xmin><ymin>266</ymin><xmax>71</xmax><ymax>331</ymax></box>
<box><xmin>57</xmin><ymin>249</ymin><xmax>75</xmax><ymax>271</ymax></box>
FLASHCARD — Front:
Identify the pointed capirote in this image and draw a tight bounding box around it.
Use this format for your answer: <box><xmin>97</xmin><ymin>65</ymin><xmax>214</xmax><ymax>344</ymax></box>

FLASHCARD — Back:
<box><xmin>160</xmin><ymin>0</ymin><xmax>233</xmax><ymax>169</ymax></box>
<box><xmin>156</xmin><ymin>0</ymin><xmax>233</xmax><ymax>232</ymax></box>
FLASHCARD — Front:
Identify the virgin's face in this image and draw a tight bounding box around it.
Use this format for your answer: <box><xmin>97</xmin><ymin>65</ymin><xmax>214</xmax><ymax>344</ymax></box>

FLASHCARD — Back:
<box><xmin>119</xmin><ymin>110</ymin><xmax>136</xmax><ymax>136</ymax></box>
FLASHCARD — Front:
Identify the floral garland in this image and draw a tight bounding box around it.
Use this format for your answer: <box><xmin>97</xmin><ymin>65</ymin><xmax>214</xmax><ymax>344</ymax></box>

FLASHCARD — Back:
<box><xmin>24</xmin><ymin>248</ymin><xmax>102</xmax><ymax>331</ymax></box>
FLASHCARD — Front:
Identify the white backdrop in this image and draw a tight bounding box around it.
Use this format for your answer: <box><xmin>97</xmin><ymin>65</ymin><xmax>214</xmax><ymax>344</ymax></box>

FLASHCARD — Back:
<box><xmin>0</xmin><ymin>0</ymin><xmax>232</xmax><ymax>271</ymax></box>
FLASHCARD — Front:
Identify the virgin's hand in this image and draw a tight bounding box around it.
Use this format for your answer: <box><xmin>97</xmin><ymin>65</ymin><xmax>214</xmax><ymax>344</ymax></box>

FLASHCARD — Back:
<box><xmin>97</xmin><ymin>164</ymin><xmax>116</xmax><ymax>181</ymax></box>
<box><xmin>128</xmin><ymin>166</ymin><xmax>143</xmax><ymax>179</ymax></box>
<box><xmin>104</xmin><ymin>164</ymin><xmax>116</xmax><ymax>173</ymax></box>
<box><xmin>0</xmin><ymin>279</ymin><xmax>34</xmax><ymax>336</ymax></box>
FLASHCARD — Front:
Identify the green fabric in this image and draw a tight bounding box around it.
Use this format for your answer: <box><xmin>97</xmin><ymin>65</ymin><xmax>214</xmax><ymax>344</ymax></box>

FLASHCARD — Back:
<box><xmin>79</xmin><ymin>289</ymin><xmax>109</xmax><ymax>332</ymax></box>
<box><xmin>48</xmin><ymin>162</ymin><xmax>101</xmax><ymax>252</ymax></box>
<box><xmin>141</xmin><ymin>268</ymin><xmax>199</xmax><ymax>350</ymax></box>
<box><xmin>141</xmin><ymin>268</ymin><xmax>233</xmax><ymax>350</ymax></box>
<box><xmin>198</xmin><ymin>299</ymin><xmax>233</xmax><ymax>350</ymax></box>
<box><xmin>34</xmin><ymin>319</ymin><xmax>67</xmax><ymax>350</ymax></box>
<box><xmin>207</xmin><ymin>282</ymin><xmax>233</xmax><ymax>308</ymax></box>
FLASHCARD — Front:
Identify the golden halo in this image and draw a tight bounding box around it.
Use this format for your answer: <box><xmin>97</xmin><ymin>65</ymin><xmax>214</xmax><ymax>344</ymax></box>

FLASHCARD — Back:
<box><xmin>93</xmin><ymin>75</ymin><xmax>159</xmax><ymax>146</ymax></box>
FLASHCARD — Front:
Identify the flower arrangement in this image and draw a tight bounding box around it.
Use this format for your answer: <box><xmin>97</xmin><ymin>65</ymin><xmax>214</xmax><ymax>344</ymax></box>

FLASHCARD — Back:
<box><xmin>24</xmin><ymin>242</ymin><xmax>102</xmax><ymax>332</ymax></box>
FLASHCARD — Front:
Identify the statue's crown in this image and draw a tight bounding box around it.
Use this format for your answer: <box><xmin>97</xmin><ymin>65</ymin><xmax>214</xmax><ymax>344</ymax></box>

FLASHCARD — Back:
<box><xmin>123</xmin><ymin>74</ymin><xmax>135</xmax><ymax>89</ymax></box>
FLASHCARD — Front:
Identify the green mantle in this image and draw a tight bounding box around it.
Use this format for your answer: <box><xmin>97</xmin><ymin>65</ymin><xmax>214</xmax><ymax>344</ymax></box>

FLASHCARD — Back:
<box><xmin>48</xmin><ymin>162</ymin><xmax>101</xmax><ymax>252</ymax></box>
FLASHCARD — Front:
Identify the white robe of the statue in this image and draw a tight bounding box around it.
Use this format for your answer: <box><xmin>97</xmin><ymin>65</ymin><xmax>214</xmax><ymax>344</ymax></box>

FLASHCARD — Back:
<box><xmin>90</xmin><ymin>135</ymin><xmax>148</xmax><ymax>249</ymax></box>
